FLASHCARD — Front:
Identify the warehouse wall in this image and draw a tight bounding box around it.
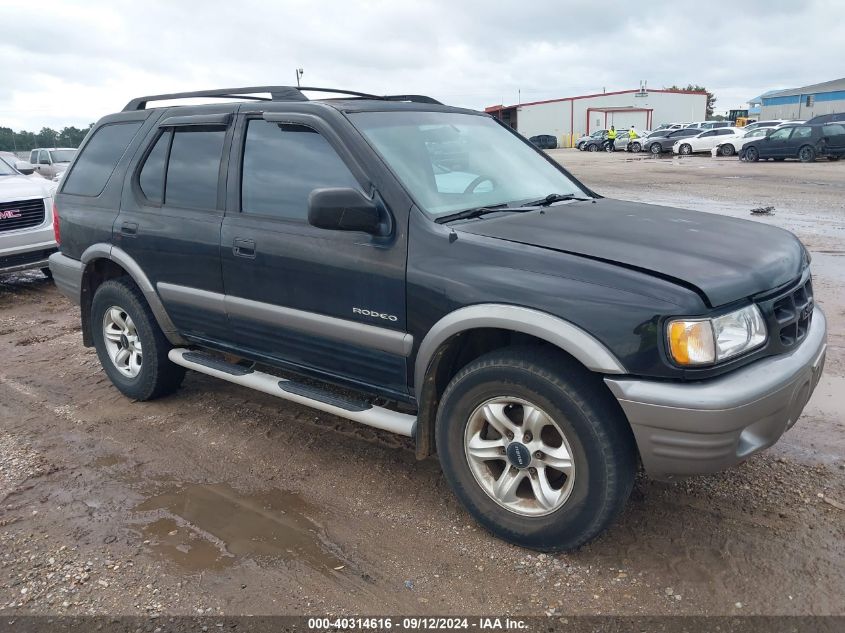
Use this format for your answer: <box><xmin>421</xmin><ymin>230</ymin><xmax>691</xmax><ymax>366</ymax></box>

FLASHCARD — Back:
<box><xmin>760</xmin><ymin>91</ymin><xmax>845</xmax><ymax>120</ymax></box>
<box><xmin>515</xmin><ymin>90</ymin><xmax>706</xmax><ymax>147</ymax></box>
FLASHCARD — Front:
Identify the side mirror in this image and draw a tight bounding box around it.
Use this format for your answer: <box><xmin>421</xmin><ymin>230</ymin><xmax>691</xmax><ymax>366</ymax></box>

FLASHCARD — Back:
<box><xmin>14</xmin><ymin>160</ymin><xmax>36</xmax><ymax>175</ymax></box>
<box><xmin>308</xmin><ymin>188</ymin><xmax>384</xmax><ymax>235</ymax></box>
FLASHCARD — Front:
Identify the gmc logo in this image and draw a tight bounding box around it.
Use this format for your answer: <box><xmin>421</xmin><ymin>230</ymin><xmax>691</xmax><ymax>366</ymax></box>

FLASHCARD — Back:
<box><xmin>0</xmin><ymin>209</ymin><xmax>22</xmax><ymax>220</ymax></box>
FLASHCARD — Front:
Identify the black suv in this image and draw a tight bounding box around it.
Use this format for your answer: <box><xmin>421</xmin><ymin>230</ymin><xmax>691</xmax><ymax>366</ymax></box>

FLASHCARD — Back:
<box><xmin>49</xmin><ymin>86</ymin><xmax>827</xmax><ymax>551</ymax></box>
<box><xmin>742</xmin><ymin>123</ymin><xmax>845</xmax><ymax>162</ymax></box>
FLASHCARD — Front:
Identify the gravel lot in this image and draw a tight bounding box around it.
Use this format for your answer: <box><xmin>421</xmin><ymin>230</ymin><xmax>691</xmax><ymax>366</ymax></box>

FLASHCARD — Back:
<box><xmin>1</xmin><ymin>150</ymin><xmax>844</xmax><ymax>618</ymax></box>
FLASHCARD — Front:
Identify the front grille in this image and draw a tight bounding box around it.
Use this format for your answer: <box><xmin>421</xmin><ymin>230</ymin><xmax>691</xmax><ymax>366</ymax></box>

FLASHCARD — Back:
<box><xmin>758</xmin><ymin>274</ymin><xmax>814</xmax><ymax>352</ymax></box>
<box><xmin>0</xmin><ymin>198</ymin><xmax>47</xmax><ymax>233</ymax></box>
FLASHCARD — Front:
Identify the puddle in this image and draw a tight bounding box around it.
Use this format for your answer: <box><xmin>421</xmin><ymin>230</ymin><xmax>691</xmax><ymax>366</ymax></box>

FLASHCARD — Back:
<box><xmin>134</xmin><ymin>483</ymin><xmax>344</xmax><ymax>573</ymax></box>
<box><xmin>92</xmin><ymin>454</ymin><xmax>126</xmax><ymax>468</ymax></box>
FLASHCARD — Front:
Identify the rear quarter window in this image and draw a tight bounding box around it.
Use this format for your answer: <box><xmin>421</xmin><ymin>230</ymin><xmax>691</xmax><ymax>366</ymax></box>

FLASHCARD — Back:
<box><xmin>62</xmin><ymin>122</ymin><xmax>143</xmax><ymax>196</ymax></box>
<box><xmin>823</xmin><ymin>124</ymin><xmax>845</xmax><ymax>136</ymax></box>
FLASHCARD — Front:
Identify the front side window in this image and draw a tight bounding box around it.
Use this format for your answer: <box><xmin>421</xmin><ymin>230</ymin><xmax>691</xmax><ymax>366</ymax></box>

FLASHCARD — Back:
<box><xmin>241</xmin><ymin>119</ymin><xmax>360</xmax><ymax>220</ymax></box>
<box><xmin>63</xmin><ymin>122</ymin><xmax>142</xmax><ymax>196</ymax></box>
<box><xmin>165</xmin><ymin>127</ymin><xmax>225</xmax><ymax>209</ymax></box>
<box><xmin>350</xmin><ymin>111</ymin><xmax>584</xmax><ymax>217</ymax></box>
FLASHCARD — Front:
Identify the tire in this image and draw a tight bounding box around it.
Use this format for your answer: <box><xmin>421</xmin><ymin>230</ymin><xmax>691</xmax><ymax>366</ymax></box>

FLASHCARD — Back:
<box><xmin>631</xmin><ymin>142</ymin><xmax>641</xmax><ymax>152</ymax></box>
<box><xmin>41</xmin><ymin>267</ymin><xmax>53</xmax><ymax>279</ymax></box>
<box><xmin>679</xmin><ymin>143</ymin><xmax>692</xmax><ymax>155</ymax></box>
<box><xmin>587</xmin><ymin>143</ymin><xmax>598</xmax><ymax>152</ymax></box>
<box><xmin>649</xmin><ymin>143</ymin><xmax>662</xmax><ymax>155</ymax></box>
<box><xmin>798</xmin><ymin>145</ymin><xmax>816</xmax><ymax>162</ymax></box>
<box><xmin>745</xmin><ymin>146</ymin><xmax>760</xmax><ymax>162</ymax></box>
<box><xmin>435</xmin><ymin>346</ymin><xmax>637</xmax><ymax>551</ymax></box>
<box><xmin>720</xmin><ymin>144</ymin><xmax>735</xmax><ymax>157</ymax></box>
<box><xmin>91</xmin><ymin>278</ymin><xmax>185</xmax><ymax>401</ymax></box>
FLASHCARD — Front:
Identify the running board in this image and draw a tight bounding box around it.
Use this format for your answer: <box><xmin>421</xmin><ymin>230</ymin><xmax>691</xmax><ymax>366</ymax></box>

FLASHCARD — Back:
<box><xmin>168</xmin><ymin>348</ymin><xmax>416</xmax><ymax>437</ymax></box>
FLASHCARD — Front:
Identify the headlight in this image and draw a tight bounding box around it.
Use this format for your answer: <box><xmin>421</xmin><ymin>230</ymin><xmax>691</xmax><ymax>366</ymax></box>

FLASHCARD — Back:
<box><xmin>667</xmin><ymin>305</ymin><xmax>767</xmax><ymax>366</ymax></box>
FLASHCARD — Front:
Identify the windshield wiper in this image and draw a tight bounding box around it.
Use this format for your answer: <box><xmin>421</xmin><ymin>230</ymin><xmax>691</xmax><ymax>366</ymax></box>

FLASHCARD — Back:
<box><xmin>434</xmin><ymin>203</ymin><xmax>533</xmax><ymax>224</ymax></box>
<box><xmin>519</xmin><ymin>193</ymin><xmax>590</xmax><ymax>207</ymax></box>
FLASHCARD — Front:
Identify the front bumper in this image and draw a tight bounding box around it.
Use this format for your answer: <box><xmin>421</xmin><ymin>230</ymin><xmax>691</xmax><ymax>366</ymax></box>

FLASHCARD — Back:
<box><xmin>605</xmin><ymin>307</ymin><xmax>827</xmax><ymax>480</ymax></box>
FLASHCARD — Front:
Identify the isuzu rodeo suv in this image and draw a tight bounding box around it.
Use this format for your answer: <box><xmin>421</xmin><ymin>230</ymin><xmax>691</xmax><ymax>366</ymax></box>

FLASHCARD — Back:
<box><xmin>49</xmin><ymin>86</ymin><xmax>826</xmax><ymax>551</ymax></box>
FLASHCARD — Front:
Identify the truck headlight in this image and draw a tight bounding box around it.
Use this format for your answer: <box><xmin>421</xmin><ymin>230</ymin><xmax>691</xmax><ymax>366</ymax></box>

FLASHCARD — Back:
<box><xmin>667</xmin><ymin>305</ymin><xmax>767</xmax><ymax>366</ymax></box>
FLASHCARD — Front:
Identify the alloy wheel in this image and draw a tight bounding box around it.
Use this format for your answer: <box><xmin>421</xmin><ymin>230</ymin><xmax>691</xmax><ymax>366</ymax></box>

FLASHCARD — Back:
<box><xmin>102</xmin><ymin>306</ymin><xmax>143</xmax><ymax>378</ymax></box>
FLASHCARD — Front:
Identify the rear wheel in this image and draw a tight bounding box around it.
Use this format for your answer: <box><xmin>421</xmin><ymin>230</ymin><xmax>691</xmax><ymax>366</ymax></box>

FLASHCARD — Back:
<box><xmin>650</xmin><ymin>143</ymin><xmax>662</xmax><ymax>155</ymax></box>
<box><xmin>435</xmin><ymin>347</ymin><xmax>637</xmax><ymax>551</ymax></box>
<box><xmin>745</xmin><ymin>146</ymin><xmax>760</xmax><ymax>162</ymax></box>
<box><xmin>91</xmin><ymin>278</ymin><xmax>185</xmax><ymax>401</ymax></box>
<box><xmin>587</xmin><ymin>143</ymin><xmax>598</xmax><ymax>152</ymax></box>
<box><xmin>798</xmin><ymin>145</ymin><xmax>816</xmax><ymax>162</ymax></box>
<box><xmin>679</xmin><ymin>143</ymin><xmax>692</xmax><ymax>155</ymax></box>
<box><xmin>720</xmin><ymin>143</ymin><xmax>735</xmax><ymax>157</ymax></box>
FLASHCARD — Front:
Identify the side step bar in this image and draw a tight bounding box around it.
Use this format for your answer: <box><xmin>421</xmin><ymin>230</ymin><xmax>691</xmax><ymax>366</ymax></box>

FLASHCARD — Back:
<box><xmin>168</xmin><ymin>348</ymin><xmax>416</xmax><ymax>437</ymax></box>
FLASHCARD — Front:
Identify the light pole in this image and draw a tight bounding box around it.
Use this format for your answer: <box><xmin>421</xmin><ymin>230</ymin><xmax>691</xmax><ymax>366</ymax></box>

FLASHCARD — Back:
<box><xmin>295</xmin><ymin>68</ymin><xmax>304</xmax><ymax>87</ymax></box>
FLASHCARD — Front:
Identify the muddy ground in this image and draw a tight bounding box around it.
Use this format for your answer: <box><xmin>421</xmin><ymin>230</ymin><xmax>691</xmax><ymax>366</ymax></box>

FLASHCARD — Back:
<box><xmin>1</xmin><ymin>151</ymin><xmax>843</xmax><ymax>617</ymax></box>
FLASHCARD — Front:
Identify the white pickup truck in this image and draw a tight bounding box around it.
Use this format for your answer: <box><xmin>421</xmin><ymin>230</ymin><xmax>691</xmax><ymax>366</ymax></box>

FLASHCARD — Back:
<box><xmin>0</xmin><ymin>155</ymin><xmax>58</xmax><ymax>277</ymax></box>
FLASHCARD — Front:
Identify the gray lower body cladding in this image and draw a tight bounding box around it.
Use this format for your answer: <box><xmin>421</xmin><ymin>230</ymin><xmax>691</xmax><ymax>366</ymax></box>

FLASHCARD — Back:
<box><xmin>605</xmin><ymin>307</ymin><xmax>827</xmax><ymax>479</ymax></box>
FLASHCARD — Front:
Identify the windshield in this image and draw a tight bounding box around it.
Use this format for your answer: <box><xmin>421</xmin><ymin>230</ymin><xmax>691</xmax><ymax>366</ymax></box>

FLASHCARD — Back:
<box><xmin>50</xmin><ymin>149</ymin><xmax>76</xmax><ymax>163</ymax></box>
<box><xmin>0</xmin><ymin>157</ymin><xmax>17</xmax><ymax>176</ymax></box>
<box><xmin>349</xmin><ymin>111</ymin><xmax>584</xmax><ymax>217</ymax></box>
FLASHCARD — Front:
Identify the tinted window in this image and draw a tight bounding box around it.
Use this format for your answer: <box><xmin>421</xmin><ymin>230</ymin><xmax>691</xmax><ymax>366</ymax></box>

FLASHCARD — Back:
<box><xmin>165</xmin><ymin>127</ymin><xmax>225</xmax><ymax>209</ymax></box>
<box><xmin>823</xmin><ymin>124</ymin><xmax>845</xmax><ymax>135</ymax></box>
<box><xmin>241</xmin><ymin>119</ymin><xmax>360</xmax><ymax>220</ymax></box>
<box><xmin>701</xmin><ymin>131</ymin><xmax>717</xmax><ymax>137</ymax></box>
<box><xmin>791</xmin><ymin>127</ymin><xmax>812</xmax><ymax>139</ymax></box>
<box><xmin>769</xmin><ymin>128</ymin><xmax>792</xmax><ymax>141</ymax></box>
<box><xmin>717</xmin><ymin>129</ymin><xmax>734</xmax><ymax>135</ymax></box>
<box><xmin>139</xmin><ymin>131</ymin><xmax>170</xmax><ymax>203</ymax></box>
<box><xmin>63</xmin><ymin>122</ymin><xmax>142</xmax><ymax>196</ymax></box>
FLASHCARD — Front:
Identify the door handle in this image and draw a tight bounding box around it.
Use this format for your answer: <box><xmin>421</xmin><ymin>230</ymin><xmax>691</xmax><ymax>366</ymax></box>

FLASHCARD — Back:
<box><xmin>233</xmin><ymin>238</ymin><xmax>256</xmax><ymax>258</ymax></box>
<box><xmin>120</xmin><ymin>222</ymin><xmax>138</xmax><ymax>236</ymax></box>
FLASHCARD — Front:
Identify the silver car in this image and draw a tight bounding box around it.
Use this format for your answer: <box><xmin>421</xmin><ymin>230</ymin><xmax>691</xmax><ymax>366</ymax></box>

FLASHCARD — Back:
<box><xmin>29</xmin><ymin>147</ymin><xmax>77</xmax><ymax>180</ymax></box>
<box><xmin>0</xmin><ymin>156</ymin><xmax>58</xmax><ymax>277</ymax></box>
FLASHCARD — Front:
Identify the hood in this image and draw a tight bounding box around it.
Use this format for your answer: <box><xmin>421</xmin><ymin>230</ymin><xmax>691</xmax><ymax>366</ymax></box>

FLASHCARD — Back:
<box><xmin>0</xmin><ymin>174</ymin><xmax>53</xmax><ymax>201</ymax></box>
<box><xmin>455</xmin><ymin>198</ymin><xmax>805</xmax><ymax>307</ymax></box>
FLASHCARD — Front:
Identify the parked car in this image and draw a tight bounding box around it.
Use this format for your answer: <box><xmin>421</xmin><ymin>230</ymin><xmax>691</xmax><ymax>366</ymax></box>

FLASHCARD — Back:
<box><xmin>28</xmin><ymin>147</ymin><xmax>77</xmax><ymax>180</ymax></box>
<box><xmin>742</xmin><ymin>120</ymin><xmax>790</xmax><ymax>132</ymax></box>
<box><xmin>50</xmin><ymin>85</ymin><xmax>826</xmax><ymax>551</ymax></box>
<box><xmin>0</xmin><ymin>155</ymin><xmax>58</xmax><ymax>277</ymax></box>
<box><xmin>576</xmin><ymin>129</ymin><xmax>607</xmax><ymax>150</ymax></box>
<box><xmin>805</xmin><ymin>112</ymin><xmax>845</xmax><ymax>125</ymax></box>
<box><xmin>673</xmin><ymin>127</ymin><xmax>740</xmax><ymax>155</ymax></box>
<box><xmin>699</xmin><ymin>121</ymin><xmax>734</xmax><ymax>129</ymax></box>
<box><xmin>654</xmin><ymin>123</ymin><xmax>685</xmax><ymax>131</ymax></box>
<box><xmin>529</xmin><ymin>134</ymin><xmax>558</xmax><ymax>150</ymax></box>
<box><xmin>580</xmin><ymin>131</ymin><xmax>610</xmax><ymax>152</ymax></box>
<box><xmin>642</xmin><ymin>127</ymin><xmax>702</xmax><ymax>154</ymax></box>
<box><xmin>624</xmin><ymin>129</ymin><xmax>652</xmax><ymax>153</ymax></box>
<box><xmin>712</xmin><ymin>127</ymin><xmax>773</xmax><ymax>157</ymax></box>
<box><xmin>742</xmin><ymin>123</ymin><xmax>845</xmax><ymax>162</ymax></box>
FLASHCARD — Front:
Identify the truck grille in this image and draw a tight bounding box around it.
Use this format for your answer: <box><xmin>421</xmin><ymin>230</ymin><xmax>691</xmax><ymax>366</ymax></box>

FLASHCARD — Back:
<box><xmin>0</xmin><ymin>198</ymin><xmax>47</xmax><ymax>233</ymax></box>
<box><xmin>758</xmin><ymin>274</ymin><xmax>814</xmax><ymax>351</ymax></box>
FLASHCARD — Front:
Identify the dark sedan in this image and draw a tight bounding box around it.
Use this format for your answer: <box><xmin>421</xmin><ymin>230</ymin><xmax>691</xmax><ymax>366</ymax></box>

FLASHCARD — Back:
<box><xmin>642</xmin><ymin>127</ymin><xmax>702</xmax><ymax>154</ymax></box>
<box><xmin>743</xmin><ymin>123</ymin><xmax>845</xmax><ymax>162</ymax></box>
<box><xmin>529</xmin><ymin>134</ymin><xmax>558</xmax><ymax>149</ymax></box>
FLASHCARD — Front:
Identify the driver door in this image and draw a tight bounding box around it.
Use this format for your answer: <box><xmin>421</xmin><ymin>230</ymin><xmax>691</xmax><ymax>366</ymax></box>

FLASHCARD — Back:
<box><xmin>763</xmin><ymin>127</ymin><xmax>793</xmax><ymax>158</ymax></box>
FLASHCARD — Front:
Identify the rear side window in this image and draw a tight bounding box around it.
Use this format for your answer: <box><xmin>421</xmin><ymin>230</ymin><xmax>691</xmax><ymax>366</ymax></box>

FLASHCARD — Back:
<box><xmin>241</xmin><ymin>119</ymin><xmax>360</xmax><ymax>221</ymax></box>
<box><xmin>822</xmin><ymin>124</ymin><xmax>845</xmax><ymax>136</ymax></box>
<box><xmin>791</xmin><ymin>127</ymin><xmax>812</xmax><ymax>139</ymax></box>
<box><xmin>63</xmin><ymin>122</ymin><xmax>142</xmax><ymax>196</ymax></box>
<box><xmin>138</xmin><ymin>131</ymin><xmax>170</xmax><ymax>203</ymax></box>
<box><xmin>165</xmin><ymin>127</ymin><xmax>225</xmax><ymax>209</ymax></box>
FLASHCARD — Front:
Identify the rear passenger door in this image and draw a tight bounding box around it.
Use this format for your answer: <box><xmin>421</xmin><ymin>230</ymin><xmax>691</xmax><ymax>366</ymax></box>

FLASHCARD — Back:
<box><xmin>117</xmin><ymin>110</ymin><xmax>234</xmax><ymax>341</ymax></box>
<box><xmin>220</xmin><ymin>111</ymin><xmax>409</xmax><ymax>399</ymax></box>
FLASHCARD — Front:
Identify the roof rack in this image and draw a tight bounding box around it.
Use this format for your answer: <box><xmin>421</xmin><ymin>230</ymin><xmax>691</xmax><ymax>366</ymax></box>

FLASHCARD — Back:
<box><xmin>122</xmin><ymin>85</ymin><xmax>442</xmax><ymax>111</ymax></box>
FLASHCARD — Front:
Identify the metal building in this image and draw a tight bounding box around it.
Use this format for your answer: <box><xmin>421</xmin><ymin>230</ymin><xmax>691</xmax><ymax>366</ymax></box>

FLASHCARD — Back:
<box><xmin>485</xmin><ymin>87</ymin><xmax>707</xmax><ymax>148</ymax></box>
<box><xmin>759</xmin><ymin>78</ymin><xmax>845</xmax><ymax>121</ymax></box>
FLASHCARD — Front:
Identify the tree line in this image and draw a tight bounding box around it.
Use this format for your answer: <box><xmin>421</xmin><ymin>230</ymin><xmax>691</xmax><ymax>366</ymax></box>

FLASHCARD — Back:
<box><xmin>0</xmin><ymin>124</ymin><xmax>93</xmax><ymax>152</ymax></box>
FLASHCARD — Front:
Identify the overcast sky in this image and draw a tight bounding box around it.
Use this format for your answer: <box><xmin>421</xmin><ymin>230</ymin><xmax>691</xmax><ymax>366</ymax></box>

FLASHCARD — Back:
<box><xmin>1</xmin><ymin>0</ymin><xmax>843</xmax><ymax>131</ymax></box>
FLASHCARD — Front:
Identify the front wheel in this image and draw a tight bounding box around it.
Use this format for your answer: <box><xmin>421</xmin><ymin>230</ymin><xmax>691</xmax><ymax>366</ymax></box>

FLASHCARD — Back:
<box><xmin>745</xmin><ymin>146</ymin><xmax>760</xmax><ymax>162</ymax></box>
<box><xmin>679</xmin><ymin>143</ymin><xmax>692</xmax><ymax>155</ymax></box>
<box><xmin>631</xmin><ymin>142</ymin><xmax>641</xmax><ymax>152</ymax></box>
<box><xmin>587</xmin><ymin>143</ymin><xmax>598</xmax><ymax>152</ymax></box>
<box><xmin>650</xmin><ymin>143</ymin><xmax>662</xmax><ymax>155</ymax></box>
<box><xmin>91</xmin><ymin>278</ymin><xmax>185</xmax><ymax>401</ymax></box>
<box><xmin>798</xmin><ymin>145</ymin><xmax>816</xmax><ymax>162</ymax></box>
<box><xmin>435</xmin><ymin>347</ymin><xmax>637</xmax><ymax>551</ymax></box>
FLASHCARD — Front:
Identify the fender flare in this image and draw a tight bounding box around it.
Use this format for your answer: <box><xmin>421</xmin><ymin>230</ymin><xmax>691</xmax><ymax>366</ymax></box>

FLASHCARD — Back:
<box><xmin>413</xmin><ymin>304</ymin><xmax>627</xmax><ymax>400</ymax></box>
<box><xmin>81</xmin><ymin>244</ymin><xmax>185</xmax><ymax>345</ymax></box>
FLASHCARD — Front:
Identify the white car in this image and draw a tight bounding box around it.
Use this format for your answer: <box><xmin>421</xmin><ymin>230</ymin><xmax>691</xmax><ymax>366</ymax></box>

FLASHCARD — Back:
<box><xmin>711</xmin><ymin>127</ymin><xmax>773</xmax><ymax>157</ymax></box>
<box><xmin>743</xmin><ymin>120</ymin><xmax>790</xmax><ymax>132</ymax></box>
<box><xmin>672</xmin><ymin>127</ymin><xmax>740</xmax><ymax>155</ymax></box>
<box><xmin>0</xmin><ymin>156</ymin><xmax>58</xmax><ymax>277</ymax></box>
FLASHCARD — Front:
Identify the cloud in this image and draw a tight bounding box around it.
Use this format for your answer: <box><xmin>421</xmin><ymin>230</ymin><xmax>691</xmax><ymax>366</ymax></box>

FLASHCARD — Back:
<box><xmin>1</xmin><ymin>0</ymin><xmax>842</xmax><ymax>130</ymax></box>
